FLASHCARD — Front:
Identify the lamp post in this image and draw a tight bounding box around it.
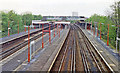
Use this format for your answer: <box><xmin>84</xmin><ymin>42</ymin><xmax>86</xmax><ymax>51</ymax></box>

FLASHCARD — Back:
<box><xmin>18</xmin><ymin>21</ymin><xmax>19</xmax><ymax>34</ymax></box>
<box><xmin>25</xmin><ymin>21</ymin><xmax>26</xmax><ymax>32</ymax></box>
<box><xmin>107</xmin><ymin>24</ymin><xmax>109</xmax><ymax>46</ymax></box>
<box><xmin>24</xmin><ymin>25</ymin><xmax>30</xmax><ymax>62</ymax></box>
<box><xmin>97</xmin><ymin>23</ymin><xmax>99</xmax><ymax>37</ymax></box>
<box><xmin>8</xmin><ymin>21</ymin><xmax>10</xmax><ymax>36</ymax></box>
<box><xmin>28</xmin><ymin>26</ymin><xmax>30</xmax><ymax>62</ymax></box>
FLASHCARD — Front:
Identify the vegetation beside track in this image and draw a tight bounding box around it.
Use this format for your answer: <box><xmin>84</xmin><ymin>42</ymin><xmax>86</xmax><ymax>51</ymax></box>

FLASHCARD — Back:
<box><xmin>0</xmin><ymin>10</ymin><xmax>43</xmax><ymax>38</ymax></box>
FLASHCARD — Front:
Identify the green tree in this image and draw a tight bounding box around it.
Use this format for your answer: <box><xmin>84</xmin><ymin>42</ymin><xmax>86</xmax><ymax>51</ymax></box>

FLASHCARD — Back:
<box><xmin>33</xmin><ymin>14</ymin><xmax>42</xmax><ymax>20</ymax></box>
<box><xmin>22</xmin><ymin>12</ymin><xmax>33</xmax><ymax>26</ymax></box>
<box><xmin>1</xmin><ymin>10</ymin><xmax>43</xmax><ymax>38</ymax></box>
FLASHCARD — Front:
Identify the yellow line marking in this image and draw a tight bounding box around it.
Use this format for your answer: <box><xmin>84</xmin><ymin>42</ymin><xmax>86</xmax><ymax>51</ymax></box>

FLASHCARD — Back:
<box><xmin>109</xmin><ymin>64</ymin><xmax>116</xmax><ymax>66</ymax></box>
<box><xmin>48</xmin><ymin>29</ymin><xmax>70</xmax><ymax>72</ymax></box>
<box><xmin>99</xmin><ymin>51</ymin><xmax>103</xmax><ymax>52</ymax></box>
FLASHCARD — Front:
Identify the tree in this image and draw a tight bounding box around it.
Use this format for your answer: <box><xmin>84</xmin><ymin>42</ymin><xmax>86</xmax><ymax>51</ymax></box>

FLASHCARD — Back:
<box><xmin>109</xmin><ymin>1</ymin><xmax>120</xmax><ymax>25</ymax></box>
<box><xmin>33</xmin><ymin>14</ymin><xmax>42</xmax><ymax>20</ymax></box>
<box><xmin>1</xmin><ymin>10</ymin><xmax>43</xmax><ymax>38</ymax></box>
<box><xmin>22</xmin><ymin>12</ymin><xmax>33</xmax><ymax>26</ymax></box>
<box><xmin>1</xmin><ymin>11</ymin><xmax>9</xmax><ymax>33</ymax></box>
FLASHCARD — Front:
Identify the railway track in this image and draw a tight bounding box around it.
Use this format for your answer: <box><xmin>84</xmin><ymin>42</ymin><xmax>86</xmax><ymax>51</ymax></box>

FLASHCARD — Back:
<box><xmin>74</xmin><ymin>24</ymin><xmax>113</xmax><ymax>73</ymax></box>
<box><xmin>0</xmin><ymin>25</ymin><xmax>56</xmax><ymax>60</ymax></box>
<box><xmin>49</xmin><ymin>24</ymin><xmax>113</xmax><ymax>73</ymax></box>
<box><xmin>50</xmin><ymin>24</ymin><xmax>76</xmax><ymax>72</ymax></box>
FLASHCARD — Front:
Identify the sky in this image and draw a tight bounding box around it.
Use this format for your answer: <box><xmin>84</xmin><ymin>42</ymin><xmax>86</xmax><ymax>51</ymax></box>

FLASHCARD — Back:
<box><xmin>0</xmin><ymin>0</ymin><xmax>118</xmax><ymax>17</ymax></box>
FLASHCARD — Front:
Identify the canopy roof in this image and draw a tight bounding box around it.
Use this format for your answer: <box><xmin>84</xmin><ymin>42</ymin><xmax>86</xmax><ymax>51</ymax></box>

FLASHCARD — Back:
<box><xmin>54</xmin><ymin>21</ymin><xmax>70</xmax><ymax>24</ymax></box>
<box><xmin>32</xmin><ymin>20</ymin><xmax>49</xmax><ymax>24</ymax></box>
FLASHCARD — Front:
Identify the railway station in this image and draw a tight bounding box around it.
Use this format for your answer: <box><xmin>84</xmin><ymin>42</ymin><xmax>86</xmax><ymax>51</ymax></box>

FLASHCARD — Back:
<box><xmin>1</xmin><ymin>0</ymin><xmax>120</xmax><ymax>73</ymax></box>
<box><xmin>1</xmin><ymin>19</ymin><xmax>119</xmax><ymax>73</ymax></box>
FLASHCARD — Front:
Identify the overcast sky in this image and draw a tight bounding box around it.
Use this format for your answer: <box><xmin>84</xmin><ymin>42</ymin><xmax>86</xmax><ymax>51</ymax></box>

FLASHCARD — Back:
<box><xmin>0</xmin><ymin>0</ymin><xmax>118</xmax><ymax>17</ymax></box>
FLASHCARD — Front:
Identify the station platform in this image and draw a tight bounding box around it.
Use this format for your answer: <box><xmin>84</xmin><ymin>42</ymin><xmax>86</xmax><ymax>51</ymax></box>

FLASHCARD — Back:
<box><xmin>24</xmin><ymin>29</ymin><xmax>69</xmax><ymax>71</ymax></box>
<box><xmin>0</xmin><ymin>29</ymin><xmax>38</xmax><ymax>44</ymax></box>
<box><xmin>14</xmin><ymin>29</ymin><xmax>69</xmax><ymax>71</ymax></box>
<box><xmin>77</xmin><ymin>25</ymin><xmax>119</xmax><ymax>72</ymax></box>
<box><xmin>1</xmin><ymin>28</ymin><xmax>69</xmax><ymax>72</ymax></box>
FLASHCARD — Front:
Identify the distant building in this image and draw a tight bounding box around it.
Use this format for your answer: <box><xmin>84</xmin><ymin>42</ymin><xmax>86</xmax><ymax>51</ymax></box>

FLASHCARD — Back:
<box><xmin>72</xmin><ymin>12</ymin><xmax>78</xmax><ymax>16</ymax></box>
<box><xmin>42</xmin><ymin>16</ymin><xmax>86</xmax><ymax>21</ymax></box>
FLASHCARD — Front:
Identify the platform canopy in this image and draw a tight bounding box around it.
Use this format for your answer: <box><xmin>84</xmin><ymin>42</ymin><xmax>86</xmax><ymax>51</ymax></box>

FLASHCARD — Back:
<box><xmin>32</xmin><ymin>20</ymin><xmax>50</xmax><ymax>24</ymax></box>
<box><xmin>54</xmin><ymin>21</ymin><xmax>70</xmax><ymax>24</ymax></box>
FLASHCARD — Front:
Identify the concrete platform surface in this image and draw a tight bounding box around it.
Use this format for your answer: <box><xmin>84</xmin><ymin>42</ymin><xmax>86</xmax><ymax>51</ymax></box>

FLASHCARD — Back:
<box><xmin>25</xmin><ymin>29</ymin><xmax>69</xmax><ymax>71</ymax></box>
<box><xmin>0</xmin><ymin>29</ymin><xmax>39</xmax><ymax>44</ymax></box>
